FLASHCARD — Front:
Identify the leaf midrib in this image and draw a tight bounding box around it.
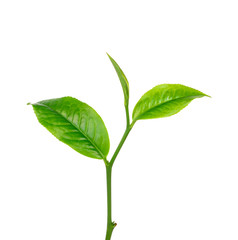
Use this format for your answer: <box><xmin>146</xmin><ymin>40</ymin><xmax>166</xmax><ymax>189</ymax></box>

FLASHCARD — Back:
<box><xmin>134</xmin><ymin>94</ymin><xmax>204</xmax><ymax>120</ymax></box>
<box><xmin>36</xmin><ymin>102</ymin><xmax>106</xmax><ymax>160</ymax></box>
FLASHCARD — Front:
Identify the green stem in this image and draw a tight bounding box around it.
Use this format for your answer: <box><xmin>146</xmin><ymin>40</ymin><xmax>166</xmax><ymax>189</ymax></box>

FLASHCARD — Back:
<box><xmin>105</xmin><ymin>165</ymin><xmax>116</xmax><ymax>240</ymax></box>
<box><xmin>104</xmin><ymin>121</ymin><xmax>136</xmax><ymax>240</ymax></box>
<box><xmin>110</xmin><ymin>122</ymin><xmax>134</xmax><ymax>168</ymax></box>
<box><xmin>125</xmin><ymin>104</ymin><xmax>130</xmax><ymax>129</ymax></box>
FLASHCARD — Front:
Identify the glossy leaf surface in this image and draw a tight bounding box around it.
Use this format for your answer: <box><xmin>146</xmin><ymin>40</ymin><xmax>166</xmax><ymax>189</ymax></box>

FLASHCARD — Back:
<box><xmin>133</xmin><ymin>84</ymin><xmax>209</xmax><ymax>121</ymax></box>
<box><xmin>107</xmin><ymin>53</ymin><xmax>129</xmax><ymax>107</ymax></box>
<box><xmin>31</xmin><ymin>97</ymin><xmax>110</xmax><ymax>159</ymax></box>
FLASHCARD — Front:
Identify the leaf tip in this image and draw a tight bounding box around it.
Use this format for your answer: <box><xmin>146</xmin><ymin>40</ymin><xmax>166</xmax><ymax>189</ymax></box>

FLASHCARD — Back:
<box><xmin>201</xmin><ymin>92</ymin><xmax>211</xmax><ymax>98</ymax></box>
<box><xmin>106</xmin><ymin>52</ymin><xmax>112</xmax><ymax>59</ymax></box>
<box><xmin>27</xmin><ymin>102</ymin><xmax>32</xmax><ymax>105</ymax></box>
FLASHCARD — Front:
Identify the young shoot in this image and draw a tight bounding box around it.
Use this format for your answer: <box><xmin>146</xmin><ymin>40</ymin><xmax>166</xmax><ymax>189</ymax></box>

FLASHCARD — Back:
<box><xmin>29</xmin><ymin>53</ymin><xmax>210</xmax><ymax>240</ymax></box>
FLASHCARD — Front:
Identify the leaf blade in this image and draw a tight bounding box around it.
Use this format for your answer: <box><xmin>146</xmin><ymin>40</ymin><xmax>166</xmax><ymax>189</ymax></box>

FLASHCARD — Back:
<box><xmin>107</xmin><ymin>53</ymin><xmax>129</xmax><ymax>107</ymax></box>
<box><xmin>31</xmin><ymin>97</ymin><xmax>110</xmax><ymax>160</ymax></box>
<box><xmin>132</xmin><ymin>84</ymin><xmax>209</xmax><ymax>121</ymax></box>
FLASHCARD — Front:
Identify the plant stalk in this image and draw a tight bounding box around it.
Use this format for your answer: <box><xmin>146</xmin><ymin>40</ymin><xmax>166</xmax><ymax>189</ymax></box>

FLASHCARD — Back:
<box><xmin>110</xmin><ymin>122</ymin><xmax>134</xmax><ymax>168</ymax></box>
<box><xmin>104</xmin><ymin>121</ymin><xmax>135</xmax><ymax>240</ymax></box>
<box><xmin>125</xmin><ymin>104</ymin><xmax>130</xmax><ymax>129</ymax></box>
<box><xmin>105</xmin><ymin>165</ymin><xmax>115</xmax><ymax>240</ymax></box>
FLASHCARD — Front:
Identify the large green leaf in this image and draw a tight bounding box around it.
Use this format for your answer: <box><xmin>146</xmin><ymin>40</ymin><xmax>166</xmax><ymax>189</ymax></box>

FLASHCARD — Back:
<box><xmin>107</xmin><ymin>53</ymin><xmax>129</xmax><ymax>107</ymax></box>
<box><xmin>132</xmin><ymin>84</ymin><xmax>209</xmax><ymax>121</ymax></box>
<box><xmin>31</xmin><ymin>97</ymin><xmax>110</xmax><ymax>160</ymax></box>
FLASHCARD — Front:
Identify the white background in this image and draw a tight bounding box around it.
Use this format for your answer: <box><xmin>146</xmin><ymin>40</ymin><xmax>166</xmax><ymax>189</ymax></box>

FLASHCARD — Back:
<box><xmin>0</xmin><ymin>1</ymin><xmax>238</xmax><ymax>239</ymax></box>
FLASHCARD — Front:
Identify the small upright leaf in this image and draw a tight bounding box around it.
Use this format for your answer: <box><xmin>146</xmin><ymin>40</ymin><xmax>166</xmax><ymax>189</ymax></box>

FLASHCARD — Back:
<box><xmin>133</xmin><ymin>84</ymin><xmax>209</xmax><ymax>121</ymax></box>
<box><xmin>107</xmin><ymin>53</ymin><xmax>129</xmax><ymax>107</ymax></box>
<box><xmin>31</xmin><ymin>97</ymin><xmax>110</xmax><ymax>160</ymax></box>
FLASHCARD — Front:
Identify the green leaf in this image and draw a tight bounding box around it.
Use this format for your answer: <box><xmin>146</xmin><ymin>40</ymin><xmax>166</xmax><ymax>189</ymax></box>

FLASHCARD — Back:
<box><xmin>107</xmin><ymin>53</ymin><xmax>129</xmax><ymax>107</ymax></box>
<box><xmin>132</xmin><ymin>84</ymin><xmax>210</xmax><ymax>121</ymax></box>
<box><xmin>31</xmin><ymin>97</ymin><xmax>110</xmax><ymax>160</ymax></box>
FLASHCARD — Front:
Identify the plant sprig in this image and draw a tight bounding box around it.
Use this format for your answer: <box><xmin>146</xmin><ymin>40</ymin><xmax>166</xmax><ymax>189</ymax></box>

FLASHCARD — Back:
<box><xmin>29</xmin><ymin>53</ymin><xmax>210</xmax><ymax>240</ymax></box>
